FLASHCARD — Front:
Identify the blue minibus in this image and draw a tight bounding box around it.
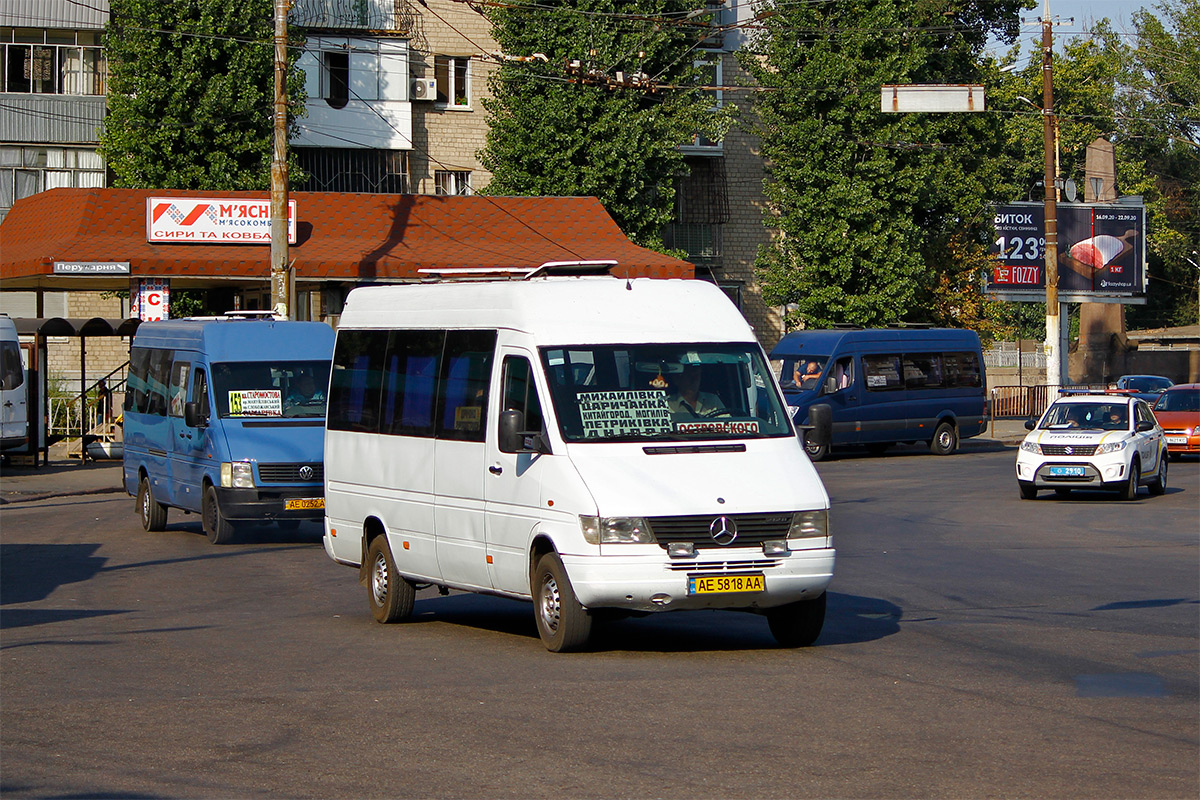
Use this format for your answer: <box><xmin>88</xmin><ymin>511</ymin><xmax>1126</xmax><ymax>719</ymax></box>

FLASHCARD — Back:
<box><xmin>769</xmin><ymin>327</ymin><xmax>987</xmax><ymax>460</ymax></box>
<box><xmin>122</xmin><ymin>314</ymin><xmax>334</xmax><ymax>543</ymax></box>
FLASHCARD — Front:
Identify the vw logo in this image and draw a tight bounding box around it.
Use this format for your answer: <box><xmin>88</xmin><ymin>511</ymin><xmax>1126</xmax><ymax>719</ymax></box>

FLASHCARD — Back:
<box><xmin>709</xmin><ymin>515</ymin><xmax>738</xmax><ymax>546</ymax></box>
<box><xmin>298</xmin><ymin>465</ymin><xmax>314</xmax><ymax>481</ymax></box>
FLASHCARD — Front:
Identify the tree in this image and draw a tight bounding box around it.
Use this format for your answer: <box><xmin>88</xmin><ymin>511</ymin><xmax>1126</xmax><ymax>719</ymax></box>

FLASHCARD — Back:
<box><xmin>739</xmin><ymin>0</ymin><xmax>1027</xmax><ymax>331</ymax></box>
<box><xmin>100</xmin><ymin>0</ymin><xmax>306</xmax><ymax>190</ymax></box>
<box><xmin>480</xmin><ymin>0</ymin><xmax>728</xmax><ymax>247</ymax></box>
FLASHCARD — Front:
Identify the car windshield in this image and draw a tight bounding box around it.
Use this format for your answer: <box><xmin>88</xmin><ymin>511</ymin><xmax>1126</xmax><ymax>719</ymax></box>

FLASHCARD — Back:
<box><xmin>1124</xmin><ymin>376</ymin><xmax>1172</xmax><ymax>392</ymax></box>
<box><xmin>776</xmin><ymin>356</ymin><xmax>829</xmax><ymax>391</ymax></box>
<box><xmin>540</xmin><ymin>344</ymin><xmax>793</xmax><ymax>443</ymax></box>
<box><xmin>1155</xmin><ymin>388</ymin><xmax>1199</xmax><ymax>412</ymax></box>
<box><xmin>212</xmin><ymin>360</ymin><xmax>331</xmax><ymax>419</ymax></box>
<box><xmin>1042</xmin><ymin>402</ymin><xmax>1128</xmax><ymax>431</ymax></box>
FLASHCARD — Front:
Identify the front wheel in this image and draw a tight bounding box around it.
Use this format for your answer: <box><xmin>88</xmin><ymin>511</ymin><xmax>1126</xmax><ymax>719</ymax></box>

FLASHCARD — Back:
<box><xmin>202</xmin><ymin>484</ymin><xmax>238</xmax><ymax>544</ymax></box>
<box><xmin>532</xmin><ymin>553</ymin><xmax>592</xmax><ymax>652</ymax></box>
<box><xmin>803</xmin><ymin>437</ymin><xmax>829</xmax><ymax>462</ymax></box>
<box><xmin>930</xmin><ymin>421</ymin><xmax>958</xmax><ymax>456</ymax></box>
<box><xmin>766</xmin><ymin>592</ymin><xmax>827</xmax><ymax>647</ymax></box>
<box><xmin>367</xmin><ymin>536</ymin><xmax>415</xmax><ymax>623</ymax></box>
<box><xmin>1147</xmin><ymin>454</ymin><xmax>1168</xmax><ymax>496</ymax></box>
<box><xmin>138</xmin><ymin>477</ymin><xmax>167</xmax><ymax>532</ymax></box>
<box><xmin>1119</xmin><ymin>460</ymin><xmax>1140</xmax><ymax>501</ymax></box>
<box><xmin>1019</xmin><ymin>482</ymin><xmax>1038</xmax><ymax>500</ymax></box>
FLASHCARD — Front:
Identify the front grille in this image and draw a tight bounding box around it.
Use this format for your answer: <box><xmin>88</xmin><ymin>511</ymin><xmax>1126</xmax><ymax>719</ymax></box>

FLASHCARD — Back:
<box><xmin>1041</xmin><ymin>444</ymin><xmax>1098</xmax><ymax>456</ymax></box>
<box><xmin>257</xmin><ymin>462</ymin><xmax>324</xmax><ymax>484</ymax></box>
<box><xmin>665</xmin><ymin>558</ymin><xmax>781</xmax><ymax>572</ymax></box>
<box><xmin>648</xmin><ymin>513</ymin><xmax>793</xmax><ymax>550</ymax></box>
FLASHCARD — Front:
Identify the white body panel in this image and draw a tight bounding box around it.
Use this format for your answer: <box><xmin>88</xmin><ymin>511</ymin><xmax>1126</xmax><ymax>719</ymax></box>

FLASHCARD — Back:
<box><xmin>0</xmin><ymin>315</ymin><xmax>28</xmax><ymax>451</ymax></box>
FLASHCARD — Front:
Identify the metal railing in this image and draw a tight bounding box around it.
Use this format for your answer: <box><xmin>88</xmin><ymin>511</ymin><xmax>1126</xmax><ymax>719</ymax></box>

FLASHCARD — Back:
<box><xmin>47</xmin><ymin>363</ymin><xmax>128</xmax><ymax>439</ymax></box>
<box><xmin>990</xmin><ymin>383</ymin><xmax>1113</xmax><ymax>418</ymax></box>
<box><xmin>983</xmin><ymin>347</ymin><xmax>1048</xmax><ymax>370</ymax></box>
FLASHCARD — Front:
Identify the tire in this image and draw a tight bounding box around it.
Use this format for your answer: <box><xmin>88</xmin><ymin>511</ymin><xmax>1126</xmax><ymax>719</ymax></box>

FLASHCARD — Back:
<box><xmin>767</xmin><ymin>592</ymin><xmax>827</xmax><ymax>647</ymax></box>
<box><xmin>930</xmin><ymin>421</ymin><xmax>958</xmax><ymax>456</ymax></box>
<box><xmin>1054</xmin><ymin>487</ymin><xmax>1072</xmax><ymax>499</ymax></box>
<box><xmin>367</xmin><ymin>536</ymin><xmax>414</xmax><ymax>624</ymax></box>
<box><xmin>138</xmin><ymin>477</ymin><xmax>167</xmax><ymax>532</ymax></box>
<box><xmin>532</xmin><ymin>552</ymin><xmax>592</xmax><ymax>652</ymax></box>
<box><xmin>1147</xmin><ymin>453</ymin><xmax>1168</xmax><ymax>496</ymax></box>
<box><xmin>1019</xmin><ymin>482</ymin><xmax>1038</xmax><ymax>500</ymax></box>
<box><xmin>202</xmin><ymin>483</ymin><xmax>238</xmax><ymax>544</ymax></box>
<box><xmin>1119</xmin><ymin>460</ymin><xmax>1140</xmax><ymax>501</ymax></box>
<box><xmin>803</xmin><ymin>438</ymin><xmax>829</xmax><ymax>462</ymax></box>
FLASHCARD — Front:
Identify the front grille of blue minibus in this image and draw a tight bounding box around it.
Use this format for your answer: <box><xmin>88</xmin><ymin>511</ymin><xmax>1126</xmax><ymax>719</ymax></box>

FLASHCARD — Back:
<box><xmin>257</xmin><ymin>463</ymin><xmax>324</xmax><ymax>484</ymax></box>
<box><xmin>647</xmin><ymin>513</ymin><xmax>793</xmax><ymax>550</ymax></box>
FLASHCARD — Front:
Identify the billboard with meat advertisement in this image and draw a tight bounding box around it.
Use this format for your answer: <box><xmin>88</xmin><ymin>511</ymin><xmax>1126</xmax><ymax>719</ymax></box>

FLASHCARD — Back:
<box><xmin>987</xmin><ymin>202</ymin><xmax>1146</xmax><ymax>303</ymax></box>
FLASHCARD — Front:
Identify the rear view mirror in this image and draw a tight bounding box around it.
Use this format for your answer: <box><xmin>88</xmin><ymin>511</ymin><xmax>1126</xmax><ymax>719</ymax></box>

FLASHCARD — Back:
<box><xmin>184</xmin><ymin>401</ymin><xmax>207</xmax><ymax>429</ymax></box>
<box><xmin>1024</xmin><ymin>419</ymin><xmax>1036</xmax><ymax>431</ymax></box>
<box><xmin>1137</xmin><ymin>419</ymin><xmax>1155</xmax><ymax>432</ymax></box>
<box><xmin>499</xmin><ymin>410</ymin><xmax>550</xmax><ymax>455</ymax></box>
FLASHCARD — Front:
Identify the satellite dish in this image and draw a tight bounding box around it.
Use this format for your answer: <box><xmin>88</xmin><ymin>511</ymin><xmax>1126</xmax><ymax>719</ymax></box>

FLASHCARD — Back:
<box><xmin>1064</xmin><ymin>178</ymin><xmax>1077</xmax><ymax>202</ymax></box>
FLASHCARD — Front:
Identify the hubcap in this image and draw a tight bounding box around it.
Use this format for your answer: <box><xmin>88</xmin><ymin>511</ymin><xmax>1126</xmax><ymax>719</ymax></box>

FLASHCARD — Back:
<box><xmin>371</xmin><ymin>552</ymin><xmax>389</xmax><ymax>606</ymax></box>
<box><xmin>539</xmin><ymin>574</ymin><xmax>561</xmax><ymax>633</ymax></box>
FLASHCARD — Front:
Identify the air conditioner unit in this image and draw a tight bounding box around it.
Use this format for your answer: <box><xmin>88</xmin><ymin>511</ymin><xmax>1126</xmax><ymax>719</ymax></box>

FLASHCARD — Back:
<box><xmin>411</xmin><ymin>79</ymin><xmax>436</xmax><ymax>101</ymax></box>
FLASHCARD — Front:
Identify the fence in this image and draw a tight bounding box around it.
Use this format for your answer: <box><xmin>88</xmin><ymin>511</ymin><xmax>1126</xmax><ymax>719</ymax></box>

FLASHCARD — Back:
<box><xmin>990</xmin><ymin>383</ymin><xmax>1112</xmax><ymax>418</ymax></box>
<box><xmin>983</xmin><ymin>345</ymin><xmax>1048</xmax><ymax>370</ymax></box>
<box><xmin>47</xmin><ymin>363</ymin><xmax>127</xmax><ymax>440</ymax></box>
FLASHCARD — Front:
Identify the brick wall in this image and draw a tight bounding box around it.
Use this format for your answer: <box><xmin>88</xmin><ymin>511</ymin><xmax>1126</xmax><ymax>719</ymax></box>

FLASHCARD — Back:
<box><xmin>43</xmin><ymin>292</ymin><xmax>132</xmax><ymax>390</ymax></box>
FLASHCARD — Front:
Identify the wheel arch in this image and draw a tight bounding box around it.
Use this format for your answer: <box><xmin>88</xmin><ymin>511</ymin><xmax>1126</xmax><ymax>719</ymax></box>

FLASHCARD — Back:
<box><xmin>357</xmin><ymin>516</ymin><xmax>388</xmax><ymax>585</ymax></box>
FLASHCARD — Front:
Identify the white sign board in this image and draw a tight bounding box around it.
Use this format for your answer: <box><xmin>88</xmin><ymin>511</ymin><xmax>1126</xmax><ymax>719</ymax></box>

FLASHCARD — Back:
<box><xmin>881</xmin><ymin>84</ymin><xmax>984</xmax><ymax>113</ymax></box>
<box><xmin>147</xmin><ymin>198</ymin><xmax>297</xmax><ymax>243</ymax></box>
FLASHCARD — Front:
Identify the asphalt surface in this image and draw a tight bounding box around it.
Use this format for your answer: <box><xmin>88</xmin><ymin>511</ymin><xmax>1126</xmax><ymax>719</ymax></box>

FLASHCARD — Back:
<box><xmin>0</xmin><ymin>420</ymin><xmax>1029</xmax><ymax>504</ymax></box>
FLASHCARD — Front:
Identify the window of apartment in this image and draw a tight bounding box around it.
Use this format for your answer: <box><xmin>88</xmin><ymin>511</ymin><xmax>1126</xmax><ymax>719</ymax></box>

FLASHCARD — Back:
<box><xmin>321</xmin><ymin>50</ymin><xmax>349</xmax><ymax>109</ymax></box>
<box><xmin>434</xmin><ymin>170</ymin><xmax>472</xmax><ymax>196</ymax></box>
<box><xmin>683</xmin><ymin>56</ymin><xmax>723</xmax><ymax>152</ymax></box>
<box><xmin>1</xmin><ymin>29</ymin><xmax>105</xmax><ymax>95</ymax></box>
<box><xmin>294</xmin><ymin>148</ymin><xmax>408</xmax><ymax>194</ymax></box>
<box><xmin>434</xmin><ymin>55</ymin><xmax>469</xmax><ymax>107</ymax></box>
<box><xmin>0</xmin><ymin>146</ymin><xmax>106</xmax><ymax>222</ymax></box>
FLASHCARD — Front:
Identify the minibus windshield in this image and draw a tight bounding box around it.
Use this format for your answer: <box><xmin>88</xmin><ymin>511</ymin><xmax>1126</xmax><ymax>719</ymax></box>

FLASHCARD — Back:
<box><xmin>212</xmin><ymin>360</ymin><xmax>331</xmax><ymax>419</ymax></box>
<box><xmin>540</xmin><ymin>344</ymin><xmax>793</xmax><ymax>443</ymax></box>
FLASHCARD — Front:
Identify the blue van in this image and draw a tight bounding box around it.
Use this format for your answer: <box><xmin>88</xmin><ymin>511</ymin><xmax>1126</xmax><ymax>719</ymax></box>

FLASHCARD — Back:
<box><xmin>122</xmin><ymin>315</ymin><xmax>335</xmax><ymax>543</ymax></box>
<box><xmin>769</xmin><ymin>328</ymin><xmax>987</xmax><ymax>460</ymax></box>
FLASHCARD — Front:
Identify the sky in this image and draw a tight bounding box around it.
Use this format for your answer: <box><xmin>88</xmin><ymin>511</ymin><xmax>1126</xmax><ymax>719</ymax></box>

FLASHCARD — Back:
<box><xmin>994</xmin><ymin>0</ymin><xmax>1160</xmax><ymax>58</ymax></box>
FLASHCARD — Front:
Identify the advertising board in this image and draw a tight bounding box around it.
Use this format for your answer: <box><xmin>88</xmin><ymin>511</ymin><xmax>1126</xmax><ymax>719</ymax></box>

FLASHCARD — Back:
<box><xmin>988</xmin><ymin>202</ymin><xmax>1146</xmax><ymax>303</ymax></box>
<box><xmin>147</xmin><ymin>198</ymin><xmax>297</xmax><ymax>244</ymax></box>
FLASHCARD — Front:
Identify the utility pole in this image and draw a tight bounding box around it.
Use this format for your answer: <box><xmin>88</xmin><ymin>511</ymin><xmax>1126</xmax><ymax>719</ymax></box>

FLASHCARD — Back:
<box><xmin>269</xmin><ymin>0</ymin><xmax>290</xmax><ymax>319</ymax></box>
<box><xmin>1040</xmin><ymin>0</ymin><xmax>1062</xmax><ymax>400</ymax></box>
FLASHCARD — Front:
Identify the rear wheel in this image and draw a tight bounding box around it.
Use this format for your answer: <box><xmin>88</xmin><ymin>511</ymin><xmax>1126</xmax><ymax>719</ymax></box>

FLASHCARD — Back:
<box><xmin>367</xmin><ymin>536</ymin><xmax>414</xmax><ymax>623</ymax></box>
<box><xmin>1019</xmin><ymin>482</ymin><xmax>1038</xmax><ymax>500</ymax></box>
<box><xmin>533</xmin><ymin>553</ymin><xmax>592</xmax><ymax>652</ymax></box>
<box><xmin>1119</xmin><ymin>460</ymin><xmax>1140</xmax><ymax>501</ymax></box>
<box><xmin>767</xmin><ymin>592</ymin><xmax>827</xmax><ymax>647</ymax></box>
<box><xmin>138</xmin><ymin>477</ymin><xmax>167</xmax><ymax>532</ymax></box>
<box><xmin>930</xmin><ymin>421</ymin><xmax>958</xmax><ymax>456</ymax></box>
<box><xmin>1147</xmin><ymin>454</ymin><xmax>1168</xmax><ymax>496</ymax></box>
<box><xmin>202</xmin><ymin>484</ymin><xmax>238</xmax><ymax>544</ymax></box>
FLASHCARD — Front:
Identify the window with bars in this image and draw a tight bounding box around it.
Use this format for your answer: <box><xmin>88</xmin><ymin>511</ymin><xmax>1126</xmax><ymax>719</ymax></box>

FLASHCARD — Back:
<box><xmin>434</xmin><ymin>170</ymin><xmax>472</xmax><ymax>196</ymax></box>
<box><xmin>294</xmin><ymin>148</ymin><xmax>409</xmax><ymax>194</ymax></box>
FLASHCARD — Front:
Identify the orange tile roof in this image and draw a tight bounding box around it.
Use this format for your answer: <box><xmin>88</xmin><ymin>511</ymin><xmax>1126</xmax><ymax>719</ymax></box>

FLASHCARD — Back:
<box><xmin>0</xmin><ymin>188</ymin><xmax>693</xmax><ymax>285</ymax></box>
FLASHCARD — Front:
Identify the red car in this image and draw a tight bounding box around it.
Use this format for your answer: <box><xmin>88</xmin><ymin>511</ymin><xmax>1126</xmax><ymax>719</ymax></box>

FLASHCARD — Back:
<box><xmin>1152</xmin><ymin>383</ymin><xmax>1200</xmax><ymax>458</ymax></box>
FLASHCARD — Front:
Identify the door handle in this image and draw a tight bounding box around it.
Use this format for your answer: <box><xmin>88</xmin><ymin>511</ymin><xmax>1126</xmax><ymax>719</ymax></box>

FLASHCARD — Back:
<box><xmin>489</xmin><ymin>465</ymin><xmax>503</xmax><ymax>475</ymax></box>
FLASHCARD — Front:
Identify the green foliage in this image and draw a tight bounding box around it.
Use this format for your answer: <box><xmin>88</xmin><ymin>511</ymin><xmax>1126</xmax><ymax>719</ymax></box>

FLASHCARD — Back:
<box><xmin>740</xmin><ymin>0</ymin><xmax>1027</xmax><ymax>330</ymax></box>
<box><xmin>480</xmin><ymin>0</ymin><xmax>729</xmax><ymax>247</ymax></box>
<box><xmin>100</xmin><ymin>0</ymin><xmax>307</xmax><ymax>190</ymax></box>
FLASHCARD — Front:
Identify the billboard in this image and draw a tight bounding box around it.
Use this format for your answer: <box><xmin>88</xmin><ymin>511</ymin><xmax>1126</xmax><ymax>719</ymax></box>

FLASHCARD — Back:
<box><xmin>132</xmin><ymin>279</ymin><xmax>170</xmax><ymax>322</ymax></box>
<box><xmin>988</xmin><ymin>202</ymin><xmax>1146</xmax><ymax>303</ymax></box>
<box><xmin>147</xmin><ymin>198</ymin><xmax>297</xmax><ymax>243</ymax></box>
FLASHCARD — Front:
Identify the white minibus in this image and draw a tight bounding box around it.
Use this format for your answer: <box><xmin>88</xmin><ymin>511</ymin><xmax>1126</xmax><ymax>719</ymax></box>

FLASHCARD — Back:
<box><xmin>322</xmin><ymin>267</ymin><xmax>835</xmax><ymax>651</ymax></box>
<box><xmin>1</xmin><ymin>314</ymin><xmax>28</xmax><ymax>452</ymax></box>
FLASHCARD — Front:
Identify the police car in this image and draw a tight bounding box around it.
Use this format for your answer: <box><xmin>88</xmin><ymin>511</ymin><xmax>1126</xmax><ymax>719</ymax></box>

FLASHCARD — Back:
<box><xmin>1016</xmin><ymin>390</ymin><xmax>1168</xmax><ymax>500</ymax></box>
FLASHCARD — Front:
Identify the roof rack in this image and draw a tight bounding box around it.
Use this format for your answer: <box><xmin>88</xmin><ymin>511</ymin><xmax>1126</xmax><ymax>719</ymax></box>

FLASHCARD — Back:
<box><xmin>418</xmin><ymin>260</ymin><xmax>618</xmax><ymax>282</ymax></box>
<box><xmin>1058</xmin><ymin>387</ymin><xmax>1136</xmax><ymax>396</ymax></box>
<box><xmin>183</xmin><ymin>310</ymin><xmax>285</xmax><ymax>321</ymax></box>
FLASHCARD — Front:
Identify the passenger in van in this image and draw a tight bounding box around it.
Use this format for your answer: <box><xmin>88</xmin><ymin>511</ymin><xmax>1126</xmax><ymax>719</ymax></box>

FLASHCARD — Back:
<box><xmin>286</xmin><ymin>372</ymin><xmax>325</xmax><ymax>408</ymax></box>
<box><xmin>793</xmin><ymin>360</ymin><xmax>822</xmax><ymax>390</ymax></box>
<box><xmin>668</xmin><ymin>366</ymin><xmax>724</xmax><ymax>418</ymax></box>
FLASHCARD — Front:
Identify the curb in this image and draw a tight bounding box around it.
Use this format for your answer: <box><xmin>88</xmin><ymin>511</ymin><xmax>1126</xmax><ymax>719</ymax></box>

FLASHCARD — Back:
<box><xmin>0</xmin><ymin>486</ymin><xmax>126</xmax><ymax>505</ymax></box>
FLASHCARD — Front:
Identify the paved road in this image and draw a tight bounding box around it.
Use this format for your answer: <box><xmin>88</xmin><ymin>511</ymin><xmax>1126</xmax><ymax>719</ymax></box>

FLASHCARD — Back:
<box><xmin>2</xmin><ymin>448</ymin><xmax>1197</xmax><ymax>798</ymax></box>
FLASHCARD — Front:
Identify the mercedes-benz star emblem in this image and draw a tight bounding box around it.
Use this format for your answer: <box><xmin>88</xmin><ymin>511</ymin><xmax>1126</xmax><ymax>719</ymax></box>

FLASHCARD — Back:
<box><xmin>299</xmin><ymin>465</ymin><xmax>314</xmax><ymax>481</ymax></box>
<box><xmin>709</xmin><ymin>515</ymin><xmax>738</xmax><ymax>546</ymax></box>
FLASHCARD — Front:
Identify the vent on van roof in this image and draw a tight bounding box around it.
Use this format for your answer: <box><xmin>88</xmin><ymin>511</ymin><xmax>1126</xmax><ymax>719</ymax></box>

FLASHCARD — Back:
<box><xmin>417</xmin><ymin>260</ymin><xmax>618</xmax><ymax>281</ymax></box>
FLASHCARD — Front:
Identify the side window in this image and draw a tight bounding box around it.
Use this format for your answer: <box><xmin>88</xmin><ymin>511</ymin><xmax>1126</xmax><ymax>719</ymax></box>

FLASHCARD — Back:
<box><xmin>944</xmin><ymin>351</ymin><xmax>982</xmax><ymax>388</ymax></box>
<box><xmin>832</xmin><ymin>356</ymin><xmax>853</xmax><ymax>391</ymax></box>
<box><xmin>862</xmin><ymin>354</ymin><xmax>902</xmax><ymax>392</ymax></box>
<box><xmin>126</xmin><ymin>347</ymin><xmax>150</xmax><ymax>412</ymax></box>
<box><xmin>168</xmin><ymin>360</ymin><xmax>190</xmax><ymax>417</ymax></box>
<box><xmin>501</xmin><ymin>356</ymin><xmax>544</xmax><ymax>433</ymax></box>
<box><xmin>327</xmin><ymin>330</ymin><xmax>387</xmax><ymax>433</ymax></box>
<box><xmin>437</xmin><ymin>330</ymin><xmax>496</xmax><ymax>442</ymax></box>
<box><xmin>1</xmin><ymin>340</ymin><xmax>24</xmax><ymax>390</ymax></box>
<box><xmin>380</xmin><ymin>330</ymin><xmax>443</xmax><ymax>437</ymax></box>
<box><xmin>146</xmin><ymin>348</ymin><xmax>173</xmax><ymax>416</ymax></box>
<box><xmin>903</xmin><ymin>354</ymin><xmax>943</xmax><ymax>390</ymax></box>
<box><xmin>191</xmin><ymin>368</ymin><xmax>209</xmax><ymax>420</ymax></box>
<box><xmin>1137</xmin><ymin>402</ymin><xmax>1155</xmax><ymax>428</ymax></box>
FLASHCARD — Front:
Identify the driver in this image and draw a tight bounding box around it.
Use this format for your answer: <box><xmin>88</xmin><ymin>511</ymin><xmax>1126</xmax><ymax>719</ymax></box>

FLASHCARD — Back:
<box><xmin>668</xmin><ymin>365</ymin><xmax>723</xmax><ymax>418</ymax></box>
<box><xmin>286</xmin><ymin>372</ymin><xmax>324</xmax><ymax>406</ymax></box>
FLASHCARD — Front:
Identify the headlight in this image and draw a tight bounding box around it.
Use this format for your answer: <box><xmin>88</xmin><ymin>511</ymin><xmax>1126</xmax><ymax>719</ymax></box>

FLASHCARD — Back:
<box><xmin>1020</xmin><ymin>440</ymin><xmax>1041</xmax><ymax>454</ymax></box>
<box><xmin>579</xmin><ymin>516</ymin><xmax>654</xmax><ymax>544</ymax></box>
<box><xmin>220</xmin><ymin>461</ymin><xmax>255</xmax><ymax>488</ymax></box>
<box><xmin>1097</xmin><ymin>440</ymin><xmax>1127</xmax><ymax>454</ymax></box>
<box><xmin>788</xmin><ymin>509</ymin><xmax>829</xmax><ymax>540</ymax></box>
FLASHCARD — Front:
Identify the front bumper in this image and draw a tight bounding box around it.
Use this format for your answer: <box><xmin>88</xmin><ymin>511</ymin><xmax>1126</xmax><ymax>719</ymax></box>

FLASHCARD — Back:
<box><xmin>1015</xmin><ymin>453</ymin><xmax>1130</xmax><ymax>489</ymax></box>
<box><xmin>213</xmin><ymin>485</ymin><xmax>325</xmax><ymax>522</ymax></box>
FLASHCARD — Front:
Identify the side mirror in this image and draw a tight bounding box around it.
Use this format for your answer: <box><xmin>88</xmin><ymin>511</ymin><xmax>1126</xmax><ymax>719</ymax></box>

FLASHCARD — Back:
<box><xmin>824</xmin><ymin>376</ymin><xmax>837</xmax><ymax>395</ymax></box>
<box><xmin>806</xmin><ymin>403</ymin><xmax>833</xmax><ymax>447</ymax></box>
<box><xmin>184</xmin><ymin>401</ymin><xmax>208</xmax><ymax>429</ymax></box>
<box><xmin>499</xmin><ymin>409</ymin><xmax>549</xmax><ymax>454</ymax></box>
<box><xmin>1136</xmin><ymin>419</ymin><xmax>1155</xmax><ymax>432</ymax></box>
<box><xmin>1024</xmin><ymin>419</ymin><xmax>1036</xmax><ymax>431</ymax></box>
